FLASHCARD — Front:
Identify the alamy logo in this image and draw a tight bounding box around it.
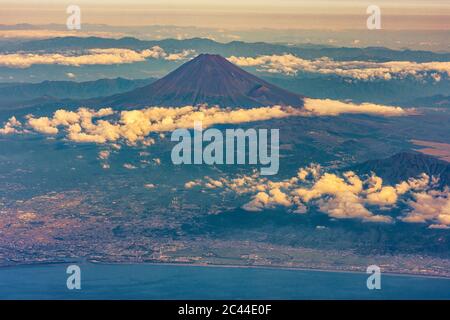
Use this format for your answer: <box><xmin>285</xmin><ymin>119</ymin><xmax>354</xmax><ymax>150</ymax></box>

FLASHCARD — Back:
<box><xmin>366</xmin><ymin>5</ymin><xmax>381</xmax><ymax>30</ymax></box>
<box><xmin>66</xmin><ymin>265</ymin><xmax>81</xmax><ymax>290</ymax></box>
<box><xmin>66</xmin><ymin>5</ymin><xmax>81</xmax><ymax>30</ymax></box>
<box><xmin>366</xmin><ymin>265</ymin><xmax>381</xmax><ymax>290</ymax></box>
<box><xmin>171</xmin><ymin>121</ymin><xmax>279</xmax><ymax>175</ymax></box>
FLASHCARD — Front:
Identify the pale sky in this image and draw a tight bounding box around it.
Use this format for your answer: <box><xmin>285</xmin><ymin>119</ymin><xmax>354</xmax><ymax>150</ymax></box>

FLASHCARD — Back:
<box><xmin>1</xmin><ymin>0</ymin><xmax>449</xmax><ymax>29</ymax></box>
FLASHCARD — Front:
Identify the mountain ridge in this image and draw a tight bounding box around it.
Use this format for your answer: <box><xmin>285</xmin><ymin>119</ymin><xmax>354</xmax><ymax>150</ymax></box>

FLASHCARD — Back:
<box><xmin>10</xmin><ymin>36</ymin><xmax>450</xmax><ymax>62</ymax></box>
<box><xmin>351</xmin><ymin>152</ymin><xmax>450</xmax><ymax>187</ymax></box>
<box><xmin>0</xmin><ymin>77</ymin><xmax>156</xmax><ymax>110</ymax></box>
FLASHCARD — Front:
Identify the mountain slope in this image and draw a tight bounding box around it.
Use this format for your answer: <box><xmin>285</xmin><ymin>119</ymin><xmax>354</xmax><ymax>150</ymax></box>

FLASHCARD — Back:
<box><xmin>96</xmin><ymin>54</ymin><xmax>304</xmax><ymax>108</ymax></box>
<box><xmin>351</xmin><ymin>152</ymin><xmax>450</xmax><ymax>187</ymax></box>
<box><xmin>406</xmin><ymin>95</ymin><xmax>450</xmax><ymax>108</ymax></box>
<box><xmin>0</xmin><ymin>77</ymin><xmax>155</xmax><ymax>104</ymax></box>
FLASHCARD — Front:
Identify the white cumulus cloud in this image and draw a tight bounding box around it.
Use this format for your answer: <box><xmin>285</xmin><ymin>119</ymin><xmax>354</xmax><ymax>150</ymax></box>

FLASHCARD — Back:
<box><xmin>0</xmin><ymin>46</ymin><xmax>195</xmax><ymax>68</ymax></box>
<box><xmin>303</xmin><ymin>98</ymin><xmax>410</xmax><ymax>117</ymax></box>
<box><xmin>1</xmin><ymin>100</ymin><xmax>411</xmax><ymax>144</ymax></box>
<box><xmin>228</xmin><ymin>54</ymin><xmax>450</xmax><ymax>81</ymax></box>
<box><xmin>185</xmin><ymin>166</ymin><xmax>447</xmax><ymax>227</ymax></box>
<box><xmin>0</xmin><ymin>116</ymin><xmax>23</xmax><ymax>134</ymax></box>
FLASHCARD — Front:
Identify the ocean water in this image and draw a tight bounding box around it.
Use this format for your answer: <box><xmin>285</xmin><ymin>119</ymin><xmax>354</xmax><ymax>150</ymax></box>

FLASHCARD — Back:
<box><xmin>0</xmin><ymin>263</ymin><xmax>449</xmax><ymax>300</ymax></box>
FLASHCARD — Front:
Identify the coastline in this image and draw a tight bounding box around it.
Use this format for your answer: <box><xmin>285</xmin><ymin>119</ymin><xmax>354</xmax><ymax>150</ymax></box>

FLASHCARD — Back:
<box><xmin>1</xmin><ymin>259</ymin><xmax>450</xmax><ymax>280</ymax></box>
<box><xmin>90</xmin><ymin>261</ymin><xmax>450</xmax><ymax>280</ymax></box>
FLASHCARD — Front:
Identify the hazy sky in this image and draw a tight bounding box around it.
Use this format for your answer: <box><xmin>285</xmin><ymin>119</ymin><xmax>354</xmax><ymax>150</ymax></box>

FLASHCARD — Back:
<box><xmin>1</xmin><ymin>0</ymin><xmax>450</xmax><ymax>29</ymax></box>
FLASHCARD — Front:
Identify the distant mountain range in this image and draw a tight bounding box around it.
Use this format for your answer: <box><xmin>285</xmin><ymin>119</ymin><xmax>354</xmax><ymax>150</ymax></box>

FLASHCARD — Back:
<box><xmin>405</xmin><ymin>95</ymin><xmax>450</xmax><ymax>108</ymax></box>
<box><xmin>264</xmin><ymin>76</ymin><xmax>450</xmax><ymax>106</ymax></box>
<box><xmin>2</xmin><ymin>36</ymin><xmax>450</xmax><ymax>109</ymax></box>
<box><xmin>2</xmin><ymin>36</ymin><xmax>450</xmax><ymax>104</ymax></box>
<box><xmin>351</xmin><ymin>152</ymin><xmax>450</xmax><ymax>187</ymax></box>
<box><xmin>8</xmin><ymin>36</ymin><xmax>450</xmax><ymax>62</ymax></box>
<box><xmin>0</xmin><ymin>77</ymin><xmax>155</xmax><ymax>109</ymax></box>
<box><xmin>3</xmin><ymin>74</ymin><xmax>450</xmax><ymax>110</ymax></box>
<box><xmin>94</xmin><ymin>54</ymin><xmax>304</xmax><ymax>108</ymax></box>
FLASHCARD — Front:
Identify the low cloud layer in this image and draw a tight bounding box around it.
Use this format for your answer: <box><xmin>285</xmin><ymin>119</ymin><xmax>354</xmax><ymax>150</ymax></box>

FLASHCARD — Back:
<box><xmin>0</xmin><ymin>99</ymin><xmax>411</xmax><ymax>144</ymax></box>
<box><xmin>0</xmin><ymin>47</ymin><xmax>195</xmax><ymax>68</ymax></box>
<box><xmin>0</xmin><ymin>98</ymin><xmax>413</xmax><ymax>146</ymax></box>
<box><xmin>186</xmin><ymin>166</ymin><xmax>449</xmax><ymax>228</ymax></box>
<box><xmin>228</xmin><ymin>54</ymin><xmax>450</xmax><ymax>81</ymax></box>
<box><xmin>15</xmin><ymin>105</ymin><xmax>299</xmax><ymax>145</ymax></box>
<box><xmin>4</xmin><ymin>48</ymin><xmax>449</xmax><ymax>81</ymax></box>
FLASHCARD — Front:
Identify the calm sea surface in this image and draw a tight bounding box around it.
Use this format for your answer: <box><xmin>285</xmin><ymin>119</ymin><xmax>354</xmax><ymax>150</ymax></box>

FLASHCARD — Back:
<box><xmin>1</xmin><ymin>263</ymin><xmax>449</xmax><ymax>299</ymax></box>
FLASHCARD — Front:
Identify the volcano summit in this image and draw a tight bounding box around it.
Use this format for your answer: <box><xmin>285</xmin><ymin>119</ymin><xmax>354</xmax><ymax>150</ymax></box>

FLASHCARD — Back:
<box><xmin>98</xmin><ymin>54</ymin><xmax>304</xmax><ymax>108</ymax></box>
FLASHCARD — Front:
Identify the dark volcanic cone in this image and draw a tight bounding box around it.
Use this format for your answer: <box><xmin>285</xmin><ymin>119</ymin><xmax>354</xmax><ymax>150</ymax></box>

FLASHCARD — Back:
<box><xmin>98</xmin><ymin>54</ymin><xmax>304</xmax><ymax>108</ymax></box>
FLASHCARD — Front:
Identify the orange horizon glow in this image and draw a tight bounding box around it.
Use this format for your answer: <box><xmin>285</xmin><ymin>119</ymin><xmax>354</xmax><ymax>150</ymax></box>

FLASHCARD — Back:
<box><xmin>0</xmin><ymin>1</ymin><xmax>449</xmax><ymax>30</ymax></box>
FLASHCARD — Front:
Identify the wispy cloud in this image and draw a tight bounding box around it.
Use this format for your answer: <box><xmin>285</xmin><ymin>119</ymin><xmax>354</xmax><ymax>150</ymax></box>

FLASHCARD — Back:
<box><xmin>0</xmin><ymin>47</ymin><xmax>195</xmax><ymax>68</ymax></box>
<box><xmin>228</xmin><ymin>54</ymin><xmax>450</xmax><ymax>81</ymax></box>
<box><xmin>303</xmin><ymin>98</ymin><xmax>409</xmax><ymax>116</ymax></box>
<box><xmin>0</xmin><ymin>30</ymin><xmax>125</xmax><ymax>40</ymax></box>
